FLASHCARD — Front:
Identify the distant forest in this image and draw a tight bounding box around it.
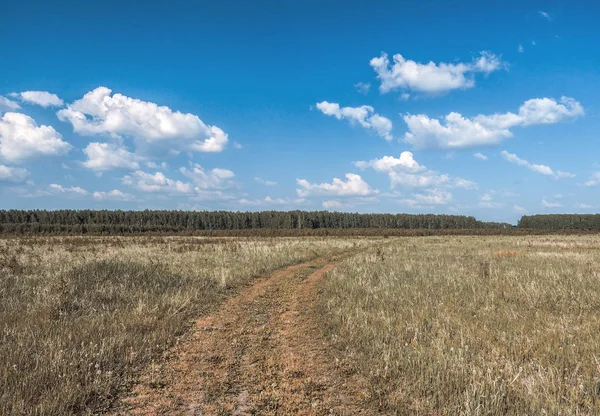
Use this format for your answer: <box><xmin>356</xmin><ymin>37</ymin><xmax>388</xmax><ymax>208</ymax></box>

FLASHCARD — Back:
<box><xmin>1</xmin><ymin>210</ymin><xmax>598</xmax><ymax>235</ymax></box>
<box><xmin>518</xmin><ymin>214</ymin><xmax>600</xmax><ymax>230</ymax></box>
<box><xmin>0</xmin><ymin>210</ymin><xmax>511</xmax><ymax>235</ymax></box>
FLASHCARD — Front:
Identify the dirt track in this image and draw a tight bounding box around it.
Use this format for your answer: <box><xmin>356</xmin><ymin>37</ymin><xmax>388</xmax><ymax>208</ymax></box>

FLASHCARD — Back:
<box><xmin>113</xmin><ymin>252</ymin><xmax>375</xmax><ymax>415</ymax></box>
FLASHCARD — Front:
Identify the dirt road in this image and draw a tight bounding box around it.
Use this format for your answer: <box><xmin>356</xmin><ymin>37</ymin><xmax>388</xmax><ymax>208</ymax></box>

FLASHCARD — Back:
<box><xmin>114</xmin><ymin>252</ymin><xmax>375</xmax><ymax>415</ymax></box>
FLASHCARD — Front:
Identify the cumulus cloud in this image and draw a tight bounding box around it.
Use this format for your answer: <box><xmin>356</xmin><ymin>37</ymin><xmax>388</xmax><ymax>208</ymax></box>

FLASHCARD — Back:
<box><xmin>146</xmin><ymin>161</ymin><xmax>168</xmax><ymax>170</ymax></box>
<box><xmin>542</xmin><ymin>198</ymin><xmax>561</xmax><ymax>208</ymax></box>
<box><xmin>0</xmin><ymin>112</ymin><xmax>71</xmax><ymax>163</ymax></box>
<box><xmin>316</xmin><ymin>101</ymin><xmax>393</xmax><ymax>140</ymax></box>
<box><xmin>354</xmin><ymin>151</ymin><xmax>476</xmax><ymax>189</ymax></box>
<box><xmin>478</xmin><ymin>193</ymin><xmax>504</xmax><ymax>208</ymax></box>
<box><xmin>518</xmin><ymin>44</ymin><xmax>524</xmax><ymax>53</ymax></box>
<box><xmin>514</xmin><ymin>205</ymin><xmax>528</xmax><ymax>214</ymax></box>
<box><xmin>122</xmin><ymin>170</ymin><xmax>192</xmax><ymax>194</ymax></box>
<box><xmin>12</xmin><ymin>91</ymin><xmax>64</xmax><ymax>107</ymax></box>
<box><xmin>49</xmin><ymin>184</ymin><xmax>89</xmax><ymax>196</ymax></box>
<box><xmin>239</xmin><ymin>196</ymin><xmax>304</xmax><ymax>206</ymax></box>
<box><xmin>354</xmin><ymin>82</ymin><xmax>371</xmax><ymax>95</ymax></box>
<box><xmin>474</xmin><ymin>152</ymin><xmax>488</xmax><ymax>160</ymax></box>
<box><xmin>370</xmin><ymin>51</ymin><xmax>503</xmax><ymax>95</ymax></box>
<box><xmin>82</xmin><ymin>142</ymin><xmax>141</xmax><ymax>171</ymax></box>
<box><xmin>0</xmin><ymin>164</ymin><xmax>29</xmax><ymax>183</ymax></box>
<box><xmin>582</xmin><ymin>172</ymin><xmax>600</xmax><ymax>187</ymax></box>
<box><xmin>254</xmin><ymin>177</ymin><xmax>277</xmax><ymax>186</ymax></box>
<box><xmin>179</xmin><ymin>164</ymin><xmax>235</xmax><ymax>190</ymax></box>
<box><xmin>500</xmin><ymin>150</ymin><xmax>574</xmax><ymax>179</ymax></box>
<box><xmin>322</xmin><ymin>200</ymin><xmax>344</xmax><ymax>209</ymax></box>
<box><xmin>92</xmin><ymin>189</ymin><xmax>135</xmax><ymax>201</ymax></box>
<box><xmin>401</xmin><ymin>188</ymin><xmax>452</xmax><ymax>207</ymax></box>
<box><xmin>0</xmin><ymin>96</ymin><xmax>21</xmax><ymax>112</ymax></box>
<box><xmin>296</xmin><ymin>173</ymin><xmax>377</xmax><ymax>197</ymax></box>
<box><xmin>404</xmin><ymin>97</ymin><xmax>583</xmax><ymax>150</ymax></box>
<box><xmin>58</xmin><ymin>86</ymin><xmax>228</xmax><ymax>153</ymax></box>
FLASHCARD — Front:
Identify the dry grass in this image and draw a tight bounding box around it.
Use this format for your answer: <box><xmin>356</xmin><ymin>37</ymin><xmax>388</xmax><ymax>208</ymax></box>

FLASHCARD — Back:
<box><xmin>317</xmin><ymin>235</ymin><xmax>600</xmax><ymax>415</ymax></box>
<box><xmin>0</xmin><ymin>235</ymin><xmax>374</xmax><ymax>415</ymax></box>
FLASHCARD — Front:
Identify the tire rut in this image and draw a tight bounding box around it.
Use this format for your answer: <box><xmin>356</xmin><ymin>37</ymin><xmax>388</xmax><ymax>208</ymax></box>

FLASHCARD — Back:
<box><xmin>113</xmin><ymin>251</ymin><xmax>375</xmax><ymax>415</ymax></box>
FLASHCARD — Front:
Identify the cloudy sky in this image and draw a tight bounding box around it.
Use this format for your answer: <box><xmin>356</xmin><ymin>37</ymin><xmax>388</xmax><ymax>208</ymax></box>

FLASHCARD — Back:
<box><xmin>1</xmin><ymin>0</ymin><xmax>598</xmax><ymax>223</ymax></box>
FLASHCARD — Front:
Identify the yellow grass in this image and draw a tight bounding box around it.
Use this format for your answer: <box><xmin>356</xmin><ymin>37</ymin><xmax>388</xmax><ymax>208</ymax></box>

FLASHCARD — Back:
<box><xmin>317</xmin><ymin>235</ymin><xmax>600</xmax><ymax>415</ymax></box>
<box><xmin>0</xmin><ymin>235</ymin><xmax>375</xmax><ymax>415</ymax></box>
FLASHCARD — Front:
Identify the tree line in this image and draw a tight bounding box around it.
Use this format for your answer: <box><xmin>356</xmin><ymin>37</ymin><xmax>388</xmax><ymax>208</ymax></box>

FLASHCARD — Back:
<box><xmin>0</xmin><ymin>210</ymin><xmax>512</xmax><ymax>235</ymax></box>
<box><xmin>518</xmin><ymin>214</ymin><xmax>600</xmax><ymax>230</ymax></box>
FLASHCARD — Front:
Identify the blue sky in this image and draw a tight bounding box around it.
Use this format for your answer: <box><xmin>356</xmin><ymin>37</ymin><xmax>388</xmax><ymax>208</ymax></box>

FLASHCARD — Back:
<box><xmin>1</xmin><ymin>0</ymin><xmax>599</xmax><ymax>223</ymax></box>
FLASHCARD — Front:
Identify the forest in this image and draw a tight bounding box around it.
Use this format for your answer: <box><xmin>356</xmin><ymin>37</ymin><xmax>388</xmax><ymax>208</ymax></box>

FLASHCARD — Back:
<box><xmin>2</xmin><ymin>210</ymin><xmax>600</xmax><ymax>235</ymax></box>
<box><xmin>518</xmin><ymin>214</ymin><xmax>600</xmax><ymax>230</ymax></box>
<box><xmin>0</xmin><ymin>210</ymin><xmax>512</xmax><ymax>235</ymax></box>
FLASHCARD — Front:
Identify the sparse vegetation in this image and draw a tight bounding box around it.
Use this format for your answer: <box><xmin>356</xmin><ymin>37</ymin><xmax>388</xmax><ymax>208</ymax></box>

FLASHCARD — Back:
<box><xmin>317</xmin><ymin>235</ymin><xmax>600</xmax><ymax>415</ymax></box>
<box><xmin>0</xmin><ymin>235</ymin><xmax>374</xmax><ymax>415</ymax></box>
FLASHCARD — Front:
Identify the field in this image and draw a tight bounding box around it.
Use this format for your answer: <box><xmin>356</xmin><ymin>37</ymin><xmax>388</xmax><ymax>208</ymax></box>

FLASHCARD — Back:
<box><xmin>1</xmin><ymin>234</ymin><xmax>600</xmax><ymax>415</ymax></box>
<box><xmin>318</xmin><ymin>236</ymin><xmax>600</xmax><ymax>415</ymax></box>
<box><xmin>0</xmin><ymin>235</ymin><xmax>375</xmax><ymax>415</ymax></box>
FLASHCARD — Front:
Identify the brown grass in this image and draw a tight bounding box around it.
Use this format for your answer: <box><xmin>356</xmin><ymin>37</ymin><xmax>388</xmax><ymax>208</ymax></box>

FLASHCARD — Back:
<box><xmin>317</xmin><ymin>235</ymin><xmax>600</xmax><ymax>415</ymax></box>
<box><xmin>0</xmin><ymin>235</ymin><xmax>376</xmax><ymax>415</ymax></box>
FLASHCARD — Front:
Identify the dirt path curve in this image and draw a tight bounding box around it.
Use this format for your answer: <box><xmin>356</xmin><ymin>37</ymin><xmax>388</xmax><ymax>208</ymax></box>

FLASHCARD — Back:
<box><xmin>113</xmin><ymin>251</ymin><xmax>375</xmax><ymax>416</ymax></box>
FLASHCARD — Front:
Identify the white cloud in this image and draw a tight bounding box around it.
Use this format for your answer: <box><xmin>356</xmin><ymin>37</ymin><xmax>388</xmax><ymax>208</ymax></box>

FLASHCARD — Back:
<box><xmin>0</xmin><ymin>112</ymin><xmax>72</xmax><ymax>163</ymax></box>
<box><xmin>538</xmin><ymin>10</ymin><xmax>552</xmax><ymax>21</ymax></box>
<box><xmin>553</xmin><ymin>193</ymin><xmax>564</xmax><ymax>199</ymax></box>
<box><xmin>583</xmin><ymin>172</ymin><xmax>600</xmax><ymax>187</ymax></box>
<box><xmin>575</xmin><ymin>203</ymin><xmax>593</xmax><ymax>209</ymax></box>
<box><xmin>354</xmin><ymin>151</ymin><xmax>476</xmax><ymax>190</ymax></box>
<box><xmin>514</xmin><ymin>205</ymin><xmax>528</xmax><ymax>214</ymax></box>
<box><xmin>404</xmin><ymin>97</ymin><xmax>583</xmax><ymax>150</ymax></box>
<box><xmin>478</xmin><ymin>193</ymin><xmax>504</xmax><ymax>208</ymax></box>
<box><xmin>13</xmin><ymin>91</ymin><xmax>64</xmax><ymax>107</ymax></box>
<box><xmin>296</xmin><ymin>173</ymin><xmax>377</xmax><ymax>197</ymax></box>
<box><xmin>0</xmin><ymin>96</ymin><xmax>21</xmax><ymax>112</ymax></box>
<box><xmin>233</xmin><ymin>141</ymin><xmax>243</xmax><ymax>149</ymax></box>
<box><xmin>500</xmin><ymin>150</ymin><xmax>574</xmax><ymax>179</ymax></box>
<box><xmin>542</xmin><ymin>198</ymin><xmax>562</xmax><ymax>208</ymax></box>
<box><xmin>370</xmin><ymin>51</ymin><xmax>503</xmax><ymax>95</ymax></box>
<box><xmin>479</xmin><ymin>201</ymin><xmax>504</xmax><ymax>209</ymax></box>
<box><xmin>401</xmin><ymin>189</ymin><xmax>452</xmax><ymax>207</ymax></box>
<box><xmin>254</xmin><ymin>177</ymin><xmax>277</xmax><ymax>186</ymax></box>
<box><xmin>49</xmin><ymin>184</ymin><xmax>89</xmax><ymax>196</ymax></box>
<box><xmin>146</xmin><ymin>161</ymin><xmax>168</xmax><ymax>170</ymax></box>
<box><xmin>82</xmin><ymin>142</ymin><xmax>141</xmax><ymax>171</ymax></box>
<box><xmin>179</xmin><ymin>164</ymin><xmax>235</xmax><ymax>190</ymax></box>
<box><xmin>354</xmin><ymin>82</ymin><xmax>370</xmax><ymax>95</ymax></box>
<box><xmin>0</xmin><ymin>164</ymin><xmax>29</xmax><ymax>183</ymax></box>
<box><xmin>316</xmin><ymin>101</ymin><xmax>393</xmax><ymax>141</ymax></box>
<box><xmin>239</xmin><ymin>196</ymin><xmax>305</xmax><ymax>206</ymax></box>
<box><xmin>322</xmin><ymin>200</ymin><xmax>344</xmax><ymax>209</ymax></box>
<box><xmin>57</xmin><ymin>86</ymin><xmax>228</xmax><ymax>153</ymax></box>
<box><xmin>92</xmin><ymin>189</ymin><xmax>135</xmax><ymax>201</ymax></box>
<box><xmin>122</xmin><ymin>170</ymin><xmax>192</xmax><ymax>194</ymax></box>
<box><xmin>518</xmin><ymin>44</ymin><xmax>524</xmax><ymax>53</ymax></box>
<box><xmin>474</xmin><ymin>152</ymin><xmax>488</xmax><ymax>160</ymax></box>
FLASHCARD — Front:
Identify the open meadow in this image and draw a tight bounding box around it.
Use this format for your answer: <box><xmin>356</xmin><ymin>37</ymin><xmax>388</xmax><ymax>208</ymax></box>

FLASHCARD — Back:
<box><xmin>318</xmin><ymin>235</ymin><xmax>600</xmax><ymax>415</ymax></box>
<box><xmin>2</xmin><ymin>234</ymin><xmax>600</xmax><ymax>415</ymax></box>
<box><xmin>0</xmin><ymin>235</ymin><xmax>375</xmax><ymax>415</ymax></box>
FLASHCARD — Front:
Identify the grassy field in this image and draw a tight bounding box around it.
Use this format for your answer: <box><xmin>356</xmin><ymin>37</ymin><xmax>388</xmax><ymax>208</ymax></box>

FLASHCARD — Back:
<box><xmin>0</xmin><ymin>235</ymin><xmax>374</xmax><ymax>415</ymax></box>
<box><xmin>317</xmin><ymin>235</ymin><xmax>600</xmax><ymax>415</ymax></box>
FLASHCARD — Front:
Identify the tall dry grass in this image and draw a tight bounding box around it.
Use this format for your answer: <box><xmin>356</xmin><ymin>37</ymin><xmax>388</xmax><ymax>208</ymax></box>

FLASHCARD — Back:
<box><xmin>318</xmin><ymin>235</ymin><xmax>600</xmax><ymax>415</ymax></box>
<box><xmin>0</xmin><ymin>235</ymin><xmax>373</xmax><ymax>415</ymax></box>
